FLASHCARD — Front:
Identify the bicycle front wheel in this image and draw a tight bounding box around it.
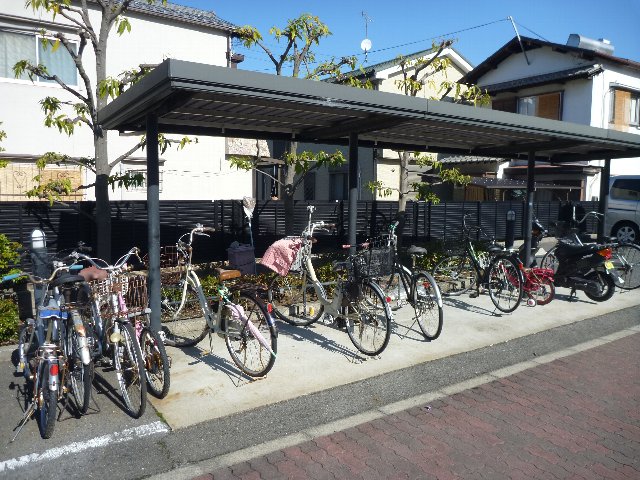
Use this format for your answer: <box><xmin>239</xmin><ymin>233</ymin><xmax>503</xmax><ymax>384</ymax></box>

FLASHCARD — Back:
<box><xmin>224</xmin><ymin>292</ymin><xmax>277</xmax><ymax>377</ymax></box>
<box><xmin>268</xmin><ymin>271</ymin><xmax>324</xmax><ymax>326</ymax></box>
<box><xmin>411</xmin><ymin>272</ymin><xmax>443</xmax><ymax>341</ymax></box>
<box><xmin>113</xmin><ymin>322</ymin><xmax>147</xmax><ymax>418</ymax></box>
<box><xmin>540</xmin><ymin>246</ymin><xmax>559</xmax><ymax>273</ymax></box>
<box><xmin>487</xmin><ymin>256</ymin><xmax>523</xmax><ymax>313</ymax></box>
<box><xmin>344</xmin><ymin>281</ymin><xmax>392</xmax><ymax>356</ymax></box>
<box><xmin>66</xmin><ymin>317</ymin><xmax>92</xmax><ymax>414</ymax></box>
<box><xmin>38</xmin><ymin>366</ymin><xmax>57</xmax><ymax>439</ymax></box>
<box><xmin>612</xmin><ymin>243</ymin><xmax>640</xmax><ymax>289</ymax></box>
<box><xmin>378</xmin><ymin>267</ymin><xmax>409</xmax><ymax>311</ymax></box>
<box><xmin>432</xmin><ymin>254</ymin><xmax>477</xmax><ymax>296</ymax></box>
<box><xmin>160</xmin><ymin>281</ymin><xmax>208</xmax><ymax>347</ymax></box>
<box><xmin>140</xmin><ymin>325</ymin><xmax>171</xmax><ymax>399</ymax></box>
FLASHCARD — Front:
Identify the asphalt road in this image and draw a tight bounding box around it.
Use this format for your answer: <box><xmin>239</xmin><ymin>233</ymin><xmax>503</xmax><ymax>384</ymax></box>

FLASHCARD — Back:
<box><xmin>1</xmin><ymin>304</ymin><xmax>638</xmax><ymax>480</ymax></box>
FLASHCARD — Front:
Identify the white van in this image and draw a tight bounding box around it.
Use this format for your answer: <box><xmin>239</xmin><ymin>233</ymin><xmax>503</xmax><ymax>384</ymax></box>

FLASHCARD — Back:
<box><xmin>606</xmin><ymin>175</ymin><xmax>640</xmax><ymax>243</ymax></box>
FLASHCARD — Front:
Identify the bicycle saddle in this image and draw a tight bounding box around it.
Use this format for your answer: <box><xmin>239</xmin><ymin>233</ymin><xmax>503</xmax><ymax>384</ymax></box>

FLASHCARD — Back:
<box><xmin>216</xmin><ymin>268</ymin><xmax>241</xmax><ymax>281</ymax></box>
<box><xmin>50</xmin><ymin>273</ymin><xmax>86</xmax><ymax>288</ymax></box>
<box><xmin>407</xmin><ymin>245</ymin><xmax>427</xmax><ymax>255</ymax></box>
<box><xmin>487</xmin><ymin>243</ymin><xmax>504</xmax><ymax>254</ymax></box>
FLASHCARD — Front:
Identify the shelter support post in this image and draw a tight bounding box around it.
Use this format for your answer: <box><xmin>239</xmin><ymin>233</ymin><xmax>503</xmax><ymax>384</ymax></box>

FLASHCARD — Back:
<box><xmin>597</xmin><ymin>158</ymin><xmax>611</xmax><ymax>241</ymax></box>
<box><xmin>348</xmin><ymin>133</ymin><xmax>359</xmax><ymax>255</ymax></box>
<box><xmin>146</xmin><ymin>113</ymin><xmax>161</xmax><ymax>332</ymax></box>
<box><xmin>523</xmin><ymin>151</ymin><xmax>536</xmax><ymax>267</ymax></box>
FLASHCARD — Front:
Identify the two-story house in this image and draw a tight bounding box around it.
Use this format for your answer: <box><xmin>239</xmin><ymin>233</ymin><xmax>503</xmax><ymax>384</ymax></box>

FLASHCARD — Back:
<box><xmin>0</xmin><ymin>1</ymin><xmax>252</xmax><ymax>201</ymax></box>
<box><xmin>240</xmin><ymin>46</ymin><xmax>474</xmax><ymax>202</ymax></box>
<box><xmin>461</xmin><ymin>34</ymin><xmax>640</xmax><ymax>202</ymax></box>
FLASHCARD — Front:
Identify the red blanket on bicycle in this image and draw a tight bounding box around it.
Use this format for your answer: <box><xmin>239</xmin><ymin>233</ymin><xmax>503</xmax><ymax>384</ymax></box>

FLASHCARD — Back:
<box><xmin>260</xmin><ymin>238</ymin><xmax>303</xmax><ymax>276</ymax></box>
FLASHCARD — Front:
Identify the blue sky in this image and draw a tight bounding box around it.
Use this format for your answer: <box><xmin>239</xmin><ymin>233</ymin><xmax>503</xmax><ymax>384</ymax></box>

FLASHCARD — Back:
<box><xmin>172</xmin><ymin>0</ymin><xmax>640</xmax><ymax>75</ymax></box>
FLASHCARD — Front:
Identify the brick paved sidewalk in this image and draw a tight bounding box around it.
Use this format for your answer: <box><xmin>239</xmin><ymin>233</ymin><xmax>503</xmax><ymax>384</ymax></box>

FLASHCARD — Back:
<box><xmin>201</xmin><ymin>333</ymin><xmax>640</xmax><ymax>480</ymax></box>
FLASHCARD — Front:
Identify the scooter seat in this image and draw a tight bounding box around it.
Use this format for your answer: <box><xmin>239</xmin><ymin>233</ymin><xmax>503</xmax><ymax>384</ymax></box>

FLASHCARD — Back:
<box><xmin>556</xmin><ymin>241</ymin><xmax>601</xmax><ymax>257</ymax></box>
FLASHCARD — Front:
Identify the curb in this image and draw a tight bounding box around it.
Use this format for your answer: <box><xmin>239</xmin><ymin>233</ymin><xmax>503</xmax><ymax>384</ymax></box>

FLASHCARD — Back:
<box><xmin>147</xmin><ymin>325</ymin><xmax>640</xmax><ymax>480</ymax></box>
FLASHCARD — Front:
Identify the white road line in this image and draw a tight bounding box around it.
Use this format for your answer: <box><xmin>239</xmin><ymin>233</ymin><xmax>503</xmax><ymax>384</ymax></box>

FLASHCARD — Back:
<box><xmin>0</xmin><ymin>421</ymin><xmax>169</xmax><ymax>473</ymax></box>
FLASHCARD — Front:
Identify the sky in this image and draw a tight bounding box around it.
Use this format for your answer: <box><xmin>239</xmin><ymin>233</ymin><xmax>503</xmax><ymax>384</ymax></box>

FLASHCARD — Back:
<box><xmin>171</xmin><ymin>0</ymin><xmax>640</xmax><ymax>75</ymax></box>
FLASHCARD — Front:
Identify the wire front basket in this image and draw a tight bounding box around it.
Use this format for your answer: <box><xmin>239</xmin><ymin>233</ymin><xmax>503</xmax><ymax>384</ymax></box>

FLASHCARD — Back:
<box><xmin>350</xmin><ymin>236</ymin><xmax>394</xmax><ymax>280</ymax></box>
<box><xmin>88</xmin><ymin>274</ymin><xmax>148</xmax><ymax>319</ymax></box>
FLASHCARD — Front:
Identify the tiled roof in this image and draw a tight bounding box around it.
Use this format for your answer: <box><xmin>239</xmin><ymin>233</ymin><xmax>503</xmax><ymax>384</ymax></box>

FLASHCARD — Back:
<box><xmin>462</xmin><ymin>36</ymin><xmax>640</xmax><ymax>85</ymax></box>
<box><xmin>481</xmin><ymin>64</ymin><xmax>604</xmax><ymax>94</ymax></box>
<box><xmin>127</xmin><ymin>1</ymin><xmax>236</xmax><ymax>32</ymax></box>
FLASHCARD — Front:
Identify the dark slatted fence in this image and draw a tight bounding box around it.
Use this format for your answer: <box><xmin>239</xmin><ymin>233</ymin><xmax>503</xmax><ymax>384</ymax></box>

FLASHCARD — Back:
<box><xmin>1</xmin><ymin>200</ymin><xmax>598</xmax><ymax>262</ymax></box>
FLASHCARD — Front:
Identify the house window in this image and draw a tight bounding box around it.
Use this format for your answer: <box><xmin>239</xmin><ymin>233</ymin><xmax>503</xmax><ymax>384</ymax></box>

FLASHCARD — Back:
<box><xmin>329</xmin><ymin>172</ymin><xmax>348</xmax><ymax>200</ymax></box>
<box><xmin>492</xmin><ymin>97</ymin><xmax>517</xmax><ymax>113</ymax></box>
<box><xmin>303</xmin><ymin>172</ymin><xmax>316</xmax><ymax>201</ymax></box>
<box><xmin>127</xmin><ymin>169</ymin><xmax>163</xmax><ymax>192</ymax></box>
<box><xmin>611</xmin><ymin>178</ymin><xmax>640</xmax><ymax>201</ymax></box>
<box><xmin>517</xmin><ymin>92</ymin><xmax>562</xmax><ymax>120</ymax></box>
<box><xmin>0</xmin><ymin>30</ymin><xmax>77</xmax><ymax>85</ymax></box>
<box><xmin>610</xmin><ymin>89</ymin><xmax>640</xmax><ymax>127</ymax></box>
<box><xmin>256</xmin><ymin>166</ymin><xmax>278</xmax><ymax>200</ymax></box>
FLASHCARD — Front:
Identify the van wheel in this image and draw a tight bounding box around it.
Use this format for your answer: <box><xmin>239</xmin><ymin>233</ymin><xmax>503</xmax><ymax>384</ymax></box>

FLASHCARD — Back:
<box><xmin>613</xmin><ymin>222</ymin><xmax>639</xmax><ymax>244</ymax></box>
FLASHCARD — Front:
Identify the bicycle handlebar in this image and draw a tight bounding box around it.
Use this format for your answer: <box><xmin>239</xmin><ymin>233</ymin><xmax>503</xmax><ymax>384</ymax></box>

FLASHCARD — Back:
<box><xmin>1</xmin><ymin>261</ymin><xmax>80</xmax><ymax>286</ymax></box>
<box><xmin>70</xmin><ymin>247</ymin><xmax>141</xmax><ymax>273</ymax></box>
<box><xmin>575</xmin><ymin>211</ymin><xmax>603</xmax><ymax>224</ymax></box>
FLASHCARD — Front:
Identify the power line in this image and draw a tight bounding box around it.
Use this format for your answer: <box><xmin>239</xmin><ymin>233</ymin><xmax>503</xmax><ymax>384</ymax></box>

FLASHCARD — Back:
<box><xmin>514</xmin><ymin>21</ymin><xmax>551</xmax><ymax>42</ymax></box>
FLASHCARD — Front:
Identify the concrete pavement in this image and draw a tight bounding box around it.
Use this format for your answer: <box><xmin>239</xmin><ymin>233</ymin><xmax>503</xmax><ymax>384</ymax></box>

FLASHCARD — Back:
<box><xmin>147</xmin><ymin>286</ymin><xmax>640</xmax><ymax>430</ymax></box>
<box><xmin>0</xmin><ymin>284</ymin><xmax>638</xmax><ymax>479</ymax></box>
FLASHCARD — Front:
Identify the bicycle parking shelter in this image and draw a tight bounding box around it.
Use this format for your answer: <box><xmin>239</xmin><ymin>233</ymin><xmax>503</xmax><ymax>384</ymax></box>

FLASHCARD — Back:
<box><xmin>98</xmin><ymin>58</ymin><xmax>640</xmax><ymax>331</ymax></box>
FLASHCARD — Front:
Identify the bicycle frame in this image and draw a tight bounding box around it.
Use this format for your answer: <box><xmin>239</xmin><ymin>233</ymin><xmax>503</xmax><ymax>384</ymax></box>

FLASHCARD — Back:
<box><xmin>170</xmin><ymin>226</ymin><xmax>275</xmax><ymax>355</ymax></box>
<box><xmin>384</xmin><ymin>224</ymin><xmax>443</xmax><ymax>310</ymax></box>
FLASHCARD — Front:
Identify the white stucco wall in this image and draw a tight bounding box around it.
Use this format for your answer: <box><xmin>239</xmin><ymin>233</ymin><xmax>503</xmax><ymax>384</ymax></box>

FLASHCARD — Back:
<box><xmin>480</xmin><ymin>44</ymin><xmax>640</xmax><ymax>200</ymax></box>
<box><xmin>0</xmin><ymin>2</ymin><xmax>251</xmax><ymax>201</ymax></box>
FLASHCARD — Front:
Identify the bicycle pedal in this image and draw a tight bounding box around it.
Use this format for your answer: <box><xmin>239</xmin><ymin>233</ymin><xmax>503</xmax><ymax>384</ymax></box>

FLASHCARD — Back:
<box><xmin>15</xmin><ymin>362</ymin><xmax>24</xmax><ymax>374</ymax></box>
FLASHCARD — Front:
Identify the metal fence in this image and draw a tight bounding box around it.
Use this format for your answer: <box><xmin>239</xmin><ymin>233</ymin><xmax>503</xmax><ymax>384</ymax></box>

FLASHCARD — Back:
<box><xmin>0</xmin><ymin>200</ymin><xmax>598</xmax><ymax>262</ymax></box>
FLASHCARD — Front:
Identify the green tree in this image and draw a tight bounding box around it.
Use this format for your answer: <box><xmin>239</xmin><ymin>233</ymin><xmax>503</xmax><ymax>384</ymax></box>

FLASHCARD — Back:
<box><xmin>234</xmin><ymin>14</ymin><xmax>371</xmax><ymax>234</ymax></box>
<box><xmin>366</xmin><ymin>40</ymin><xmax>490</xmax><ymax>235</ymax></box>
<box><xmin>12</xmin><ymin>0</ymin><xmax>192</xmax><ymax>259</ymax></box>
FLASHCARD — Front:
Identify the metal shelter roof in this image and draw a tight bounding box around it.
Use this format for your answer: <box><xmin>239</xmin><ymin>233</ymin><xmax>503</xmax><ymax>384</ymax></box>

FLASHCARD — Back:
<box><xmin>98</xmin><ymin>59</ymin><xmax>640</xmax><ymax>163</ymax></box>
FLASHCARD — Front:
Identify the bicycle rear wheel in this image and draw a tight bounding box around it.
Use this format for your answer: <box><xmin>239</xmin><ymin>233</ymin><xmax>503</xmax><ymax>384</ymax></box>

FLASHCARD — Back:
<box><xmin>140</xmin><ymin>325</ymin><xmax>171</xmax><ymax>399</ymax></box>
<box><xmin>411</xmin><ymin>272</ymin><xmax>443</xmax><ymax>341</ymax></box>
<box><xmin>533</xmin><ymin>277</ymin><xmax>555</xmax><ymax>305</ymax></box>
<box><xmin>432</xmin><ymin>254</ymin><xmax>477</xmax><ymax>296</ymax></box>
<box><xmin>38</xmin><ymin>366</ymin><xmax>57</xmax><ymax>439</ymax></box>
<box><xmin>224</xmin><ymin>292</ymin><xmax>277</xmax><ymax>377</ymax></box>
<box><xmin>268</xmin><ymin>271</ymin><xmax>324</xmax><ymax>326</ymax></box>
<box><xmin>66</xmin><ymin>317</ymin><xmax>92</xmax><ymax>414</ymax></box>
<box><xmin>487</xmin><ymin>256</ymin><xmax>523</xmax><ymax>313</ymax></box>
<box><xmin>612</xmin><ymin>243</ymin><xmax>640</xmax><ymax>290</ymax></box>
<box><xmin>113</xmin><ymin>322</ymin><xmax>147</xmax><ymax>418</ymax></box>
<box><xmin>160</xmin><ymin>281</ymin><xmax>208</xmax><ymax>347</ymax></box>
<box><xmin>344</xmin><ymin>280</ymin><xmax>391</xmax><ymax>356</ymax></box>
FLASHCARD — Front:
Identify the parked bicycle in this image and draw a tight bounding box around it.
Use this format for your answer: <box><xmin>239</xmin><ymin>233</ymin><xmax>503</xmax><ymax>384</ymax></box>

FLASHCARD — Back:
<box><xmin>432</xmin><ymin>214</ymin><xmax>524</xmax><ymax>313</ymax></box>
<box><xmin>4</xmin><ymin>258</ymin><xmax>92</xmax><ymax>440</ymax></box>
<box><xmin>156</xmin><ymin>225</ymin><xmax>277</xmax><ymax>378</ymax></box>
<box><xmin>73</xmin><ymin>248</ymin><xmax>150</xmax><ymax>418</ymax></box>
<box><xmin>541</xmin><ymin>210</ymin><xmax>640</xmax><ymax>291</ymax></box>
<box><xmin>267</xmin><ymin>206</ymin><xmax>393</xmax><ymax>356</ymax></box>
<box><xmin>375</xmin><ymin>221</ymin><xmax>444</xmax><ymax>340</ymax></box>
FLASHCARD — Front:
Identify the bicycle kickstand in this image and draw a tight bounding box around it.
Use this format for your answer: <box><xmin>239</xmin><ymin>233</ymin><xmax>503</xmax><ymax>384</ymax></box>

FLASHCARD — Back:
<box><xmin>10</xmin><ymin>402</ymin><xmax>36</xmax><ymax>443</ymax></box>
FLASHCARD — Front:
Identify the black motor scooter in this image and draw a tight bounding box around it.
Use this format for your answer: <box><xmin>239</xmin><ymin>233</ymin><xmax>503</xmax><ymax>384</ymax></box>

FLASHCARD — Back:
<box><xmin>553</xmin><ymin>240</ymin><xmax>616</xmax><ymax>301</ymax></box>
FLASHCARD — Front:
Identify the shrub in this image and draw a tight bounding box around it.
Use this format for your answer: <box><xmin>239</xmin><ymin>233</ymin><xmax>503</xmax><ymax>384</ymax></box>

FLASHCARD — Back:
<box><xmin>0</xmin><ymin>233</ymin><xmax>22</xmax><ymax>343</ymax></box>
<box><xmin>0</xmin><ymin>297</ymin><xmax>19</xmax><ymax>344</ymax></box>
